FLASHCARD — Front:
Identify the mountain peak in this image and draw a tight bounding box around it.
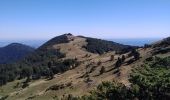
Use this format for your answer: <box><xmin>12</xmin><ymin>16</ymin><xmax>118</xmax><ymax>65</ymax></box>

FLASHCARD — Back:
<box><xmin>39</xmin><ymin>33</ymin><xmax>75</xmax><ymax>49</ymax></box>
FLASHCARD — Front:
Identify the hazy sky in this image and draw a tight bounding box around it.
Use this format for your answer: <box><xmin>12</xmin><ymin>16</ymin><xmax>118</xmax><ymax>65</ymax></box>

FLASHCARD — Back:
<box><xmin>0</xmin><ymin>0</ymin><xmax>170</xmax><ymax>39</ymax></box>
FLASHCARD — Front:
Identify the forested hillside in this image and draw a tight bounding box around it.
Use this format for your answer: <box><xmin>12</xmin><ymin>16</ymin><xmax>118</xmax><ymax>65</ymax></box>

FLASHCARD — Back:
<box><xmin>0</xmin><ymin>34</ymin><xmax>80</xmax><ymax>86</ymax></box>
<box><xmin>0</xmin><ymin>43</ymin><xmax>34</xmax><ymax>64</ymax></box>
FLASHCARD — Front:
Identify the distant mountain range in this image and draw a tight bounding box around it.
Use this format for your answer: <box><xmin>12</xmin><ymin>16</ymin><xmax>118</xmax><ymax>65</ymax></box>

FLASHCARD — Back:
<box><xmin>0</xmin><ymin>43</ymin><xmax>35</xmax><ymax>64</ymax></box>
<box><xmin>0</xmin><ymin>38</ymin><xmax>161</xmax><ymax>48</ymax></box>
<box><xmin>110</xmin><ymin>38</ymin><xmax>161</xmax><ymax>46</ymax></box>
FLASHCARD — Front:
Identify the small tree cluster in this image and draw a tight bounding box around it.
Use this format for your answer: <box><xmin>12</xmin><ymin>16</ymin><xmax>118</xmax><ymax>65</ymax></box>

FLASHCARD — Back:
<box><xmin>144</xmin><ymin>44</ymin><xmax>151</xmax><ymax>48</ymax></box>
<box><xmin>130</xmin><ymin>49</ymin><xmax>140</xmax><ymax>61</ymax></box>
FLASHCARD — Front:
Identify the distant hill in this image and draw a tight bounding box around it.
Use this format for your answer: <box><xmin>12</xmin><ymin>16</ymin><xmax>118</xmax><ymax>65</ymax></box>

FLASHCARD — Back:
<box><xmin>0</xmin><ymin>43</ymin><xmax>35</xmax><ymax>64</ymax></box>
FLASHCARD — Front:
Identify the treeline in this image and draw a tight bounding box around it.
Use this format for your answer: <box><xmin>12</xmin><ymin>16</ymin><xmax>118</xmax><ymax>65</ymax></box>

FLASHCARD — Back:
<box><xmin>83</xmin><ymin>37</ymin><xmax>135</xmax><ymax>54</ymax></box>
<box><xmin>60</xmin><ymin>56</ymin><xmax>170</xmax><ymax>100</ymax></box>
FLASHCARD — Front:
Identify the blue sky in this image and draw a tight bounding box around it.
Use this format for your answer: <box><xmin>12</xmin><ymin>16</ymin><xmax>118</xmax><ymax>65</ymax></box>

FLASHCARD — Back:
<box><xmin>0</xmin><ymin>0</ymin><xmax>170</xmax><ymax>39</ymax></box>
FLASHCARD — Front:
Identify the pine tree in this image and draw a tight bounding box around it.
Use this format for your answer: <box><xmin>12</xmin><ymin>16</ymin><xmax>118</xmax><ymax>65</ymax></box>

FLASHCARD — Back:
<box><xmin>100</xmin><ymin>66</ymin><xmax>105</xmax><ymax>74</ymax></box>
<box><xmin>134</xmin><ymin>51</ymin><xmax>140</xmax><ymax>60</ymax></box>
<box><xmin>121</xmin><ymin>55</ymin><xmax>125</xmax><ymax>62</ymax></box>
<box><xmin>115</xmin><ymin>57</ymin><xmax>122</xmax><ymax>68</ymax></box>
<box><xmin>49</xmin><ymin>70</ymin><xmax>54</xmax><ymax>79</ymax></box>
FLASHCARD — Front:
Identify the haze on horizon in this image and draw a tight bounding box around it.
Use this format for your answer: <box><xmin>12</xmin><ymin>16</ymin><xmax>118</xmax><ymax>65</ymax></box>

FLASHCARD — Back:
<box><xmin>0</xmin><ymin>0</ymin><xmax>170</xmax><ymax>40</ymax></box>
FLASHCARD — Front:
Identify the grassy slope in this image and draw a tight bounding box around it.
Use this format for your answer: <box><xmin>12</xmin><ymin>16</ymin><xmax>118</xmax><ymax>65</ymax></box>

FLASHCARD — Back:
<box><xmin>1</xmin><ymin>36</ymin><xmax>170</xmax><ymax>100</ymax></box>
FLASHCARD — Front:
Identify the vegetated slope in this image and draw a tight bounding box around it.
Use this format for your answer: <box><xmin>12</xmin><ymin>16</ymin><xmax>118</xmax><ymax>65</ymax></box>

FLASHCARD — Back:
<box><xmin>60</xmin><ymin>56</ymin><xmax>170</xmax><ymax>100</ymax></box>
<box><xmin>0</xmin><ymin>34</ymin><xmax>79</xmax><ymax>86</ymax></box>
<box><xmin>0</xmin><ymin>43</ymin><xmax>35</xmax><ymax>64</ymax></box>
<box><xmin>49</xmin><ymin>37</ymin><xmax>170</xmax><ymax>100</ymax></box>
<box><xmin>1</xmin><ymin>34</ymin><xmax>169</xmax><ymax>100</ymax></box>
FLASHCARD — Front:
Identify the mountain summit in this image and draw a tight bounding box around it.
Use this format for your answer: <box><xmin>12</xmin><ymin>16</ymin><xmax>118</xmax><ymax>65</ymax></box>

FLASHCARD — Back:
<box><xmin>39</xmin><ymin>33</ymin><xmax>74</xmax><ymax>49</ymax></box>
